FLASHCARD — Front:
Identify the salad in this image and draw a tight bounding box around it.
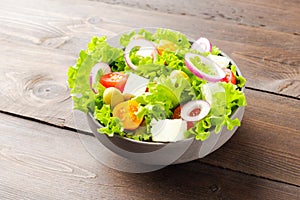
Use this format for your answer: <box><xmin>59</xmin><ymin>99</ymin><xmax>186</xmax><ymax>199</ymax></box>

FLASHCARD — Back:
<box><xmin>68</xmin><ymin>28</ymin><xmax>246</xmax><ymax>142</ymax></box>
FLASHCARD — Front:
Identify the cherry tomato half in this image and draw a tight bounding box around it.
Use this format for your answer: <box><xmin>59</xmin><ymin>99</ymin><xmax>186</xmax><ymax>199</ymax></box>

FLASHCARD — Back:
<box><xmin>113</xmin><ymin>100</ymin><xmax>143</xmax><ymax>130</ymax></box>
<box><xmin>100</xmin><ymin>72</ymin><xmax>128</xmax><ymax>92</ymax></box>
<box><xmin>172</xmin><ymin>105</ymin><xmax>182</xmax><ymax>119</ymax></box>
<box><xmin>221</xmin><ymin>68</ymin><xmax>236</xmax><ymax>84</ymax></box>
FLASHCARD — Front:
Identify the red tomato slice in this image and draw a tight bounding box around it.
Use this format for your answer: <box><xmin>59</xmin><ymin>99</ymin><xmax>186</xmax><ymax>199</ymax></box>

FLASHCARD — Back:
<box><xmin>172</xmin><ymin>106</ymin><xmax>182</xmax><ymax>119</ymax></box>
<box><xmin>221</xmin><ymin>68</ymin><xmax>236</xmax><ymax>84</ymax></box>
<box><xmin>100</xmin><ymin>72</ymin><xmax>128</xmax><ymax>92</ymax></box>
<box><xmin>113</xmin><ymin>100</ymin><xmax>143</xmax><ymax>130</ymax></box>
<box><xmin>172</xmin><ymin>105</ymin><xmax>195</xmax><ymax>129</ymax></box>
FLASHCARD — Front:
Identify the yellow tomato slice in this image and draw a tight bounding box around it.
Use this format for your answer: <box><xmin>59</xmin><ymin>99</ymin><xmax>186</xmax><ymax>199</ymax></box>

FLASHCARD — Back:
<box><xmin>112</xmin><ymin>100</ymin><xmax>143</xmax><ymax>130</ymax></box>
<box><xmin>157</xmin><ymin>40</ymin><xmax>177</xmax><ymax>55</ymax></box>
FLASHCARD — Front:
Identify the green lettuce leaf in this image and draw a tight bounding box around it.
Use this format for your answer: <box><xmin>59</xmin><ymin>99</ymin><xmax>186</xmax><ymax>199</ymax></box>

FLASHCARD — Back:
<box><xmin>134</xmin><ymin>63</ymin><xmax>172</xmax><ymax>80</ymax></box>
<box><xmin>211</xmin><ymin>46</ymin><xmax>221</xmax><ymax>55</ymax></box>
<box><xmin>133</xmin><ymin>51</ymin><xmax>186</xmax><ymax>80</ymax></box>
<box><xmin>186</xmin><ymin>115</ymin><xmax>211</xmax><ymax>141</ymax></box>
<box><xmin>94</xmin><ymin>104</ymin><xmax>124</xmax><ymax>137</ymax></box>
<box><xmin>153</xmin><ymin>28</ymin><xmax>191</xmax><ymax>49</ymax></box>
<box><xmin>67</xmin><ymin>36</ymin><xmax>124</xmax><ymax>113</ymax></box>
<box><xmin>133</xmin><ymin>75</ymin><xmax>196</xmax><ymax>135</ymax></box>
<box><xmin>186</xmin><ymin>82</ymin><xmax>246</xmax><ymax>141</ymax></box>
<box><xmin>230</xmin><ymin>64</ymin><xmax>247</xmax><ymax>89</ymax></box>
<box><xmin>120</xmin><ymin>29</ymin><xmax>154</xmax><ymax>47</ymax></box>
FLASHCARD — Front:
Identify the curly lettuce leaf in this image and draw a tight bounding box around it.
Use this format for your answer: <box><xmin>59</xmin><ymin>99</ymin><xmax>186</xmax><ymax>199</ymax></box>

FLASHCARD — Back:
<box><xmin>186</xmin><ymin>82</ymin><xmax>246</xmax><ymax>141</ymax></box>
<box><xmin>211</xmin><ymin>46</ymin><xmax>221</xmax><ymax>55</ymax></box>
<box><xmin>223</xmin><ymin>82</ymin><xmax>247</xmax><ymax>115</ymax></box>
<box><xmin>67</xmin><ymin>36</ymin><xmax>124</xmax><ymax>113</ymax></box>
<box><xmin>120</xmin><ymin>29</ymin><xmax>154</xmax><ymax>47</ymax></box>
<box><xmin>125</xmin><ymin>124</ymin><xmax>152</xmax><ymax>141</ymax></box>
<box><xmin>159</xmin><ymin>51</ymin><xmax>186</xmax><ymax>71</ymax></box>
<box><xmin>94</xmin><ymin>104</ymin><xmax>124</xmax><ymax>137</ymax></box>
<box><xmin>185</xmin><ymin>115</ymin><xmax>211</xmax><ymax>141</ymax></box>
<box><xmin>230</xmin><ymin>64</ymin><xmax>247</xmax><ymax>89</ymax></box>
<box><xmin>134</xmin><ymin>91</ymin><xmax>174</xmax><ymax>120</ymax></box>
<box><xmin>153</xmin><ymin>28</ymin><xmax>191</xmax><ymax>49</ymax></box>
<box><xmin>133</xmin><ymin>75</ymin><xmax>196</xmax><ymax>135</ymax></box>
<box><xmin>133</xmin><ymin>51</ymin><xmax>186</xmax><ymax>80</ymax></box>
<box><xmin>133</xmin><ymin>89</ymin><xmax>174</xmax><ymax>134</ymax></box>
<box><xmin>134</xmin><ymin>63</ymin><xmax>172</xmax><ymax>80</ymax></box>
<box><xmin>154</xmin><ymin>75</ymin><xmax>196</xmax><ymax>105</ymax></box>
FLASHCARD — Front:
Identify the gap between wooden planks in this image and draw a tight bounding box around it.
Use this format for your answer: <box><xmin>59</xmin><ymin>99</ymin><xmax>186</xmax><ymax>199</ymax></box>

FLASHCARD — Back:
<box><xmin>0</xmin><ymin>113</ymin><xmax>299</xmax><ymax>200</ymax></box>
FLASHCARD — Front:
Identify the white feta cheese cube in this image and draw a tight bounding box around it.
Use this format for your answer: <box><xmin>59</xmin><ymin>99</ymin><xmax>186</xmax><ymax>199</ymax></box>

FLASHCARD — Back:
<box><xmin>123</xmin><ymin>73</ymin><xmax>149</xmax><ymax>97</ymax></box>
<box><xmin>208</xmin><ymin>54</ymin><xmax>230</xmax><ymax>68</ymax></box>
<box><xmin>151</xmin><ymin>119</ymin><xmax>187</xmax><ymax>142</ymax></box>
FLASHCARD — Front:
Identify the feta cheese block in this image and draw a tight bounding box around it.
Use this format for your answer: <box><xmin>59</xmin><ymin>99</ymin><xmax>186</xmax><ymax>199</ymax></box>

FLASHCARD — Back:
<box><xmin>123</xmin><ymin>73</ymin><xmax>149</xmax><ymax>97</ymax></box>
<box><xmin>151</xmin><ymin>119</ymin><xmax>187</xmax><ymax>142</ymax></box>
<box><xmin>208</xmin><ymin>54</ymin><xmax>230</xmax><ymax>68</ymax></box>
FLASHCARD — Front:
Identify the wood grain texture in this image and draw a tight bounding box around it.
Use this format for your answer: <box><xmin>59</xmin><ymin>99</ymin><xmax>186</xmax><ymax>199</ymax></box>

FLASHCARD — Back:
<box><xmin>92</xmin><ymin>0</ymin><xmax>300</xmax><ymax>34</ymax></box>
<box><xmin>0</xmin><ymin>0</ymin><xmax>299</xmax><ymax>98</ymax></box>
<box><xmin>201</xmin><ymin>89</ymin><xmax>300</xmax><ymax>185</ymax></box>
<box><xmin>240</xmin><ymin>0</ymin><xmax>300</xmax><ymax>12</ymax></box>
<box><xmin>0</xmin><ymin>113</ymin><xmax>299</xmax><ymax>200</ymax></box>
<box><xmin>0</xmin><ymin>65</ymin><xmax>299</xmax><ymax>186</ymax></box>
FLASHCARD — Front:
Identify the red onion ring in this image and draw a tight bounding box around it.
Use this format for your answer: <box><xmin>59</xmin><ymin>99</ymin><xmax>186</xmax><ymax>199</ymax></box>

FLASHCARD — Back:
<box><xmin>181</xmin><ymin>100</ymin><xmax>210</xmax><ymax>122</ymax></box>
<box><xmin>185</xmin><ymin>53</ymin><xmax>225</xmax><ymax>82</ymax></box>
<box><xmin>191</xmin><ymin>37</ymin><xmax>212</xmax><ymax>53</ymax></box>
<box><xmin>124</xmin><ymin>39</ymin><xmax>158</xmax><ymax>70</ymax></box>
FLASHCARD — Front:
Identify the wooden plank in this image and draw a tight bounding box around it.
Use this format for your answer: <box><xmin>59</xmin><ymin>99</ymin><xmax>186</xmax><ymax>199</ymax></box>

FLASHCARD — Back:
<box><xmin>201</xmin><ymin>88</ymin><xmax>300</xmax><ymax>185</ymax></box>
<box><xmin>95</xmin><ymin>0</ymin><xmax>300</xmax><ymax>14</ymax></box>
<box><xmin>1</xmin><ymin>0</ymin><xmax>299</xmax><ymax>51</ymax></box>
<box><xmin>0</xmin><ymin>40</ymin><xmax>75</xmax><ymax>127</ymax></box>
<box><xmin>93</xmin><ymin>0</ymin><xmax>300</xmax><ymax>34</ymax></box>
<box><xmin>0</xmin><ymin>113</ymin><xmax>299</xmax><ymax>200</ymax></box>
<box><xmin>0</xmin><ymin>0</ymin><xmax>299</xmax><ymax>98</ymax></box>
<box><xmin>239</xmin><ymin>0</ymin><xmax>300</xmax><ymax>11</ymax></box>
<box><xmin>232</xmin><ymin>53</ymin><xmax>300</xmax><ymax>98</ymax></box>
<box><xmin>211</xmin><ymin>40</ymin><xmax>300</xmax><ymax>98</ymax></box>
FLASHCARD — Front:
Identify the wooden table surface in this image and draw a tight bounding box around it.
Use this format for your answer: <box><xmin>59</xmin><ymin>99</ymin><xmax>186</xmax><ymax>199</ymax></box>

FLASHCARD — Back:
<box><xmin>0</xmin><ymin>0</ymin><xmax>299</xmax><ymax>199</ymax></box>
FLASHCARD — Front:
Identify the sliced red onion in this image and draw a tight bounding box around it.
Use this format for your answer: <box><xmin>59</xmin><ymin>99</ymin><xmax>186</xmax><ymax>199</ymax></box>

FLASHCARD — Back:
<box><xmin>191</xmin><ymin>37</ymin><xmax>212</xmax><ymax>53</ymax></box>
<box><xmin>90</xmin><ymin>62</ymin><xmax>111</xmax><ymax>93</ymax></box>
<box><xmin>185</xmin><ymin>53</ymin><xmax>225</xmax><ymax>82</ymax></box>
<box><xmin>181</xmin><ymin>100</ymin><xmax>210</xmax><ymax>122</ymax></box>
<box><xmin>124</xmin><ymin>39</ymin><xmax>158</xmax><ymax>70</ymax></box>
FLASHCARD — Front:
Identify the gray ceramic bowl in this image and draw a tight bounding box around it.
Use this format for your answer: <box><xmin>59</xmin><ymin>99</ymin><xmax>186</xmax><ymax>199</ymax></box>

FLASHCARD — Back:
<box><xmin>86</xmin><ymin>28</ymin><xmax>245</xmax><ymax>165</ymax></box>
